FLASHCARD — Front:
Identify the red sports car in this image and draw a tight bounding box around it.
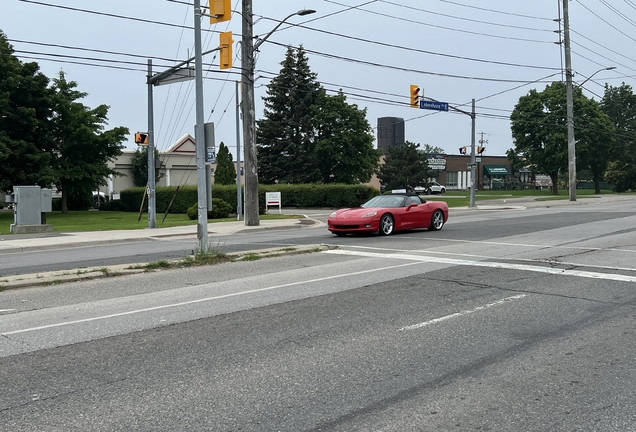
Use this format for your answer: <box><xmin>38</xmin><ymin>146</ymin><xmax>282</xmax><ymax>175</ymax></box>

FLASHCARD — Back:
<box><xmin>328</xmin><ymin>192</ymin><xmax>449</xmax><ymax>236</ymax></box>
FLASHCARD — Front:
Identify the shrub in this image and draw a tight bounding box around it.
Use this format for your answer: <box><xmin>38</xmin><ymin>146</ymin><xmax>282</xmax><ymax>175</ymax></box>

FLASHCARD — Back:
<box><xmin>187</xmin><ymin>198</ymin><xmax>233</xmax><ymax>220</ymax></box>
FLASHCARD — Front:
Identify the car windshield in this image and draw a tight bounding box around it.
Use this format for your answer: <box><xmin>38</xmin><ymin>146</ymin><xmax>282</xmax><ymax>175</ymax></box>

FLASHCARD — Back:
<box><xmin>362</xmin><ymin>195</ymin><xmax>409</xmax><ymax>208</ymax></box>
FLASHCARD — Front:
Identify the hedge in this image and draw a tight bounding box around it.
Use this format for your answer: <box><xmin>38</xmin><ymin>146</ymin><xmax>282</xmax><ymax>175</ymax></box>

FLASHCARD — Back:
<box><xmin>102</xmin><ymin>184</ymin><xmax>379</xmax><ymax>213</ymax></box>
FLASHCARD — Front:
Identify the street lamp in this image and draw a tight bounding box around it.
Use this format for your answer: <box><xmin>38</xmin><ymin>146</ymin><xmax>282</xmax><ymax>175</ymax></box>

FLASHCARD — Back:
<box><xmin>575</xmin><ymin>66</ymin><xmax>616</xmax><ymax>90</ymax></box>
<box><xmin>241</xmin><ymin>7</ymin><xmax>316</xmax><ymax>226</ymax></box>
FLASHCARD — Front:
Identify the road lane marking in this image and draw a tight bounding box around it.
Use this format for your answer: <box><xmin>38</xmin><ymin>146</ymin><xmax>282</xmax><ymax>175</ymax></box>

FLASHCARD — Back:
<box><xmin>345</xmin><ymin>245</ymin><xmax>636</xmax><ymax>273</ymax></box>
<box><xmin>1</xmin><ymin>262</ymin><xmax>420</xmax><ymax>336</ymax></box>
<box><xmin>324</xmin><ymin>249</ymin><xmax>636</xmax><ymax>283</ymax></box>
<box><xmin>399</xmin><ymin>294</ymin><xmax>527</xmax><ymax>331</ymax></box>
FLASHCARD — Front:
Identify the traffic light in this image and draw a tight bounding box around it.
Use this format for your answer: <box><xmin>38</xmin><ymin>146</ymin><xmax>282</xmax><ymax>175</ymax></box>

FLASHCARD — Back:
<box><xmin>219</xmin><ymin>31</ymin><xmax>233</xmax><ymax>70</ymax></box>
<box><xmin>477</xmin><ymin>146</ymin><xmax>485</xmax><ymax>155</ymax></box>
<box><xmin>459</xmin><ymin>146</ymin><xmax>467</xmax><ymax>154</ymax></box>
<box><xmin>210</xmin><ymin>0</ymin><xmax>231</xmax><ymax>24</ymax></box>
<box><xmin>135</xmin><ymin>132</ymin><xmax>148</xmax><ymax>145</ymax></box>
<box><xmin>410</xmin><ymin>84</ymin><xmax>420</xmax><ymax>108</ymax></box>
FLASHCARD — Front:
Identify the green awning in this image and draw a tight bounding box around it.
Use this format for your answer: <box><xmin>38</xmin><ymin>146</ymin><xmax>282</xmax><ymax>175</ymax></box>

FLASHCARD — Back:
<box><xmin>483</xmin><ymin>165</ymin><xmax>510</xmax><ymax>176</ymax></box>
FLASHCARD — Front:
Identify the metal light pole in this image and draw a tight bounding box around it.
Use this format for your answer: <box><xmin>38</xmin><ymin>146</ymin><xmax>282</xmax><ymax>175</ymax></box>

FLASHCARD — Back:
<box><xmin>469</xmin><ymin>99</ymin><xmax>476</xmax><ymax>208</ymax></box>
<box><xmin>147</xmin><ymin>59</ymin><xmax>157</xmax><ymax>229</ymax></box>
<box><xmin>194</xmin><ymin>0</ymin><xmax>208</xmax><ymax>247</ymax></box>
<box><xmin>241</xmin><ymin>5</ymin><xmax>316</xmax><ymax>226</ymax></box>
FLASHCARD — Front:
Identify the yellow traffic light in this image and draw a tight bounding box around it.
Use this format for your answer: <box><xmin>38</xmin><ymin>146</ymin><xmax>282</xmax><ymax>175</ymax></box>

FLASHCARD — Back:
<box><xmin>410</xmin><ymin>84</ymin><xmax>420</xmax><ymax>108</ymax></box>
<box><xmin>135</xmin><ymin>132</ymin><xmax>148</xmax><ymax>145</ymax></box>
<box><xmin>219</xmin><ymin>31</ymin><xmax>233</xmax><ymax>70</ymax></box>
<box><xmin>210</xmin><ymin>0</ymin><xmax>231</xmax><ymax>24</ymax></box>
<box><xmin>477</xmin><ymin>146</ymin><xmax>485</xmax><ymax>155</ymax></box>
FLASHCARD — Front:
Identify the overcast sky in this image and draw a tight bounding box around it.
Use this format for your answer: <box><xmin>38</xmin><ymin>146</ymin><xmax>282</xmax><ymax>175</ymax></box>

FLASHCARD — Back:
<box><xmin>2</xmin><ymin>0</ymin><xmax>634</xmax><ymax>160</ymax></box>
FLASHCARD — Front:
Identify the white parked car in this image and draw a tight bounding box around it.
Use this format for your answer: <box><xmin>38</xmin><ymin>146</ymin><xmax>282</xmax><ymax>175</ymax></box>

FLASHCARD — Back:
<box><xmin>415</xmin><ymin>181</ymin><xmax>446</xmax><ymax>195</ymax></box>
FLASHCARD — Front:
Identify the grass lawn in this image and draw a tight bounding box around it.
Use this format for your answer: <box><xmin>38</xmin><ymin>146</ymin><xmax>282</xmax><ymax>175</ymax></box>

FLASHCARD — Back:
<box><xmin>0</xmin><ymin>210</ymin><xmax>298</xmax><ymax>235</ymax></box>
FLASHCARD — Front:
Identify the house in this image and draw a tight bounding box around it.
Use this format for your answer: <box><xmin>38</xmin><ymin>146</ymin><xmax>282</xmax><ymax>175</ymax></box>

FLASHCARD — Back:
<box><xmin>97</xmin><ymin>134</ymin><xmax>243</xmax><ymax>198</ymax></box>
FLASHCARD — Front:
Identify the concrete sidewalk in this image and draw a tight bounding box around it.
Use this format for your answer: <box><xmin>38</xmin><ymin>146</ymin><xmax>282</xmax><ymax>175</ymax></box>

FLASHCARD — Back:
<box><xmin>0</xmin><ymin>217</ymin><xmax>317</xmax><ymax>255</ymax></box>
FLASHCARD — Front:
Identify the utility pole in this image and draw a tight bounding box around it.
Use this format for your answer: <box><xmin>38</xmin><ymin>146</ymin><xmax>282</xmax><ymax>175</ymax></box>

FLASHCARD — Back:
<box><xmin>563</xmin><ymin>0</ymin><xmax>577</xmax><ymax>202</ymax></box>
<box><xmin>241</xmin><ymin>0</ymin><xmax>258</xmax><ymax>226</ymax></box>
<box><xmin>235</xmin><ymin>80</ymin><xmax>243</xmax><ymax>221</ymax></box>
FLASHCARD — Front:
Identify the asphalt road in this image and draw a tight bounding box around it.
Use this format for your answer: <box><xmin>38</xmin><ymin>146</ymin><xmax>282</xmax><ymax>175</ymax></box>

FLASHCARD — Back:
<box><xmin>1</xmin><ymin>198</ymin><xmax>636</xmax><ymax>430</ymax></box>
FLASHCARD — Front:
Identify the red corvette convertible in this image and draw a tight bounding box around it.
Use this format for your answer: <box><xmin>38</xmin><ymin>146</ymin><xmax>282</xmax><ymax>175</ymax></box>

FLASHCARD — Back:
<box><xmin>327</xmin><ymin>192</ymin><xmax>449</xmax><ymax>236</ymax></box>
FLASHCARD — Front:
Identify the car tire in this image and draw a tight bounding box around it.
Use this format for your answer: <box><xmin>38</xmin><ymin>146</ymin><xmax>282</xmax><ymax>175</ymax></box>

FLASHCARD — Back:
<box><xmin>440</xmin><ymin>188</ymin><xmax>446</xmax><ymax>194</ymax></box>
<box><xmin>426</xmin><ymin>189</ymin><xmax>432</xmax><ymax>195</ymax></box>
<box><xmin>379</xmin><ymin>214</ymin><xmax>394</xmax><ymax>235</ymax></box>
<box><xmin>429</xmin><ymin>210</ymin><xmax>445</xmax><ymax>231</ymax></box>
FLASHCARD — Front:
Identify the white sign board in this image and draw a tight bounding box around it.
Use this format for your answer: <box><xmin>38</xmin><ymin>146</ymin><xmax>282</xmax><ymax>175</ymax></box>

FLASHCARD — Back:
<box><xmin>265</xmin><ymin>192</ymin><xmax>282</xmax><ymax>214</ymax></box>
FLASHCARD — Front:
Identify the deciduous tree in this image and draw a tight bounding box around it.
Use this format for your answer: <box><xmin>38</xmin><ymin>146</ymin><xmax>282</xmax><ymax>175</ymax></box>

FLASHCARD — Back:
<box><xmin>50</xmin><ymin>72</ymin><xmax>128</xmax><ymax>212</ymax></box>
<box><xmin>313</xmin><ymin>91</ymin><xmax>380</xmax><ymax>184</ymax></box>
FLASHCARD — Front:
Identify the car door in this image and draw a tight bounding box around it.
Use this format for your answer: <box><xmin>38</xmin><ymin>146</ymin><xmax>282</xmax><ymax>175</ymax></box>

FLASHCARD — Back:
<box><xmin>400</xmin><ymin>196</ymin><xmax>429</xmax><ymax>228</ymax></box>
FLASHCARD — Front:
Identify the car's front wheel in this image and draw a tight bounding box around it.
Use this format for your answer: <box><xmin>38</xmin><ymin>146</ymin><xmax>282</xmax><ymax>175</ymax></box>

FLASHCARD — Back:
<box><xmin>379</xmin><ymin>214</ymin><xmax>394</xmax><ymax>235</ymax></box>
<box><xmin>429</xmin><ymin>210</ymin><xmax>445</xmax><ymax>231</ymax></box>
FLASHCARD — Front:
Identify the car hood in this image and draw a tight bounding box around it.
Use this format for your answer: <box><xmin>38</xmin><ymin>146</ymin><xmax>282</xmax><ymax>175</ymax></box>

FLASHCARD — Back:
<box><xmin>331</xmin><ymin>208</ymin><xmax>379</xmax><ymax>218</ymax></box>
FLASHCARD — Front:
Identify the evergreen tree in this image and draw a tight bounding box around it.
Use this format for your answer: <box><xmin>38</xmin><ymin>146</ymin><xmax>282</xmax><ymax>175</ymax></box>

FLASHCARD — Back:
<box><xmin>257</xmin><ymin>45</ymin><xmax>323</xmax><ymax>184</ymax></box>
<box><xmin>130</xmin><ymin>146</ymin><xmax>163</xmax><ymax>187</ymax></box>
<box><xmin>313</xmin><ymin>90</ymin><xmax>380</xmax><ymax>183</ymax></box>
<box><xmin>50</xmin><ymin>71</ymin><xmax>128</xmax><ymax>212</ymax></box>
<box><xmin>214</xmin><ymin>142</ymin><xmax>236</xmax><ymax>185</ymax></box>
<box><xmin>377</xmin><ymin>141</ymin><xmax>433</xmax><ymax>190</ymax></box>
<box><xmin>0</xmin><ymin>31</ymin><xmax>55</xmax><ymax>192</ymax></box>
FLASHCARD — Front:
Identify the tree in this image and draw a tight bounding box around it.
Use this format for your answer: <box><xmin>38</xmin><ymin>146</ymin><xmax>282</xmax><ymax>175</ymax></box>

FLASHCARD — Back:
<box><xmin>214</xmin><ymin>142</ymin><xmax>236</xmax><ymax>185</ymax></box>
<box><xmin>419</xmin><ymin>144</ymin><xmax>445</xmax><ymax>155</ymax></box>
<box><xmin>509</xmin><ymin>81</ymin><xmax>612</xmax><ymax>194</ymax></box>
<box><xmin>313</xmin><ymin>91</ymin><xmax>380</xmax><ymax>184</ymax></box>
<box><xmin>257</xmin><ymin>45</ymin><xmax>323</xmax><ymax>184</ymax></box>
<box><xmin>130</xmin><ymin>146</ymin><xmax>163</xmax><ymax>187</ymax></box>
<box><xmin>600</xmin><ymin>83</ymin><xmax>636</xmax><ymax>191</ymax></box>
<box><xmin>50</xmin><ymin>72</ymin><xmax>128</xmax><ymax>212</ymax></box>
<box><xmin>0</xmin><ymin>31</ymin><xmax>55</xmax><ymax>192</ymax></box>
<box><xmin>377</xmin><ymin>141</ymin><xmax>433</xmax><ymax>190</ymax></box>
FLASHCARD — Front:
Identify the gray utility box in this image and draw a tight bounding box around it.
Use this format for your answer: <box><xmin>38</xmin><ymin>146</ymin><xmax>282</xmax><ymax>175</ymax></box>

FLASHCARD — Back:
<box><xmin>7</xmin><ymin>185</ymin><xmax>53</xmax><ymax>233</ymax></box>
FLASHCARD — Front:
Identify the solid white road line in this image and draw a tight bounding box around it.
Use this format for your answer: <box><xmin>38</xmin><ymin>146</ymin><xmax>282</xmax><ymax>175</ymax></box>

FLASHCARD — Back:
<box><xmin>324</xmin><ymin>249</ymin><xmax>636</xmax><ymax>283</ymax></box>
<box><xmin>1</xmin><ymin>262</ymin><xmax>420</xmax><ymax>336</ymax></box>
<box><xmin>399</xmin><ymin>294</ymin><xmax>527</xmax><ymax>331</ymax></box>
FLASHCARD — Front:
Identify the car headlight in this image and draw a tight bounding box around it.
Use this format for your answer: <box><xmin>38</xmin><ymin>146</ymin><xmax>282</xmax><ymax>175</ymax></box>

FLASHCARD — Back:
<box><xmin>361</xmin><ymin>211</ymin><xmax>378</xmax><ymax>218</ymax></box>
<box><xmin>329</xmin><ymin>211</ymin><xmax>338</xmax><ymax>218</ymax></box>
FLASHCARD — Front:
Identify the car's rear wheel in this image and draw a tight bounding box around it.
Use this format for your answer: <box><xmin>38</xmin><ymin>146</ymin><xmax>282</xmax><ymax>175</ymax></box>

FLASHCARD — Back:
<box><xmin>426</xmin><ymin>188</ymin><xmax>432</xmax><ymax>195</ymax></box>
<box><xmin>429</xmin><ymin>210</ymin><xmax>445</xmax><ymax>231</ymax></box>
<box><xmin>379</xmin><ymin>214</ymin><xmax>394</xmax><ymax>235</ymax></box>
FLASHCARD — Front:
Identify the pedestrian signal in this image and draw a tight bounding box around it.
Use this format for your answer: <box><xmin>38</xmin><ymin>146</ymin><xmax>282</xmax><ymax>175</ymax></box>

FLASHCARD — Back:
<box><xmin>135</xmin><ymin>132</ymin><xmax>148</xmax><ymax>145</ymax></box>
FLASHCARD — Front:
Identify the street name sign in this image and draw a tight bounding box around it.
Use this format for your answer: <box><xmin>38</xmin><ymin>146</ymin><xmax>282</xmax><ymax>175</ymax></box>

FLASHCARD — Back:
<box><xmin>420</xmin><ymin>100</ymin><xmax>449</xmax><ymax>111</ymax></box>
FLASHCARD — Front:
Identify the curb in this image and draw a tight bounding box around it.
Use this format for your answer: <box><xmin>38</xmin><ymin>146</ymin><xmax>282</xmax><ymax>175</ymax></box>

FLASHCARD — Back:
<box><xmin>0</xmin><ymin>244</ymin><xmax>336</xmax><ymax>291</ymax></box>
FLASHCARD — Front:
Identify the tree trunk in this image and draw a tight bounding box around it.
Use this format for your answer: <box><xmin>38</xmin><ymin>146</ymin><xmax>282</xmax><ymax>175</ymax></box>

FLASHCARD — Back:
<box><xmin>551</xmin><ymin>172</ymin><xmax>559</xmax><ymax>195</ymax></box>
<box><xmin>61</xmin><ymin>187</ymin><xmax>68</xmax><ymax>214</ymax></box>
